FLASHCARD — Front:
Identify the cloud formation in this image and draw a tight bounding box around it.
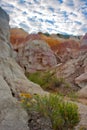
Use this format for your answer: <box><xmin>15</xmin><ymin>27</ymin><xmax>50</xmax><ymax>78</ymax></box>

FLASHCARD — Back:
<box><xmin>0</xmin><ymin>0</ymin><xmax>87</xmax><ymax>35</ymax></box>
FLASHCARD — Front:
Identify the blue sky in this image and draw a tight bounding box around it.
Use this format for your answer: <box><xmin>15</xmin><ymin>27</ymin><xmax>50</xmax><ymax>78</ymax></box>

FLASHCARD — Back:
<box><xmin>0</xmin><ymin>0</ymin><xmax>87</xmax><ymax>35</ymax></box>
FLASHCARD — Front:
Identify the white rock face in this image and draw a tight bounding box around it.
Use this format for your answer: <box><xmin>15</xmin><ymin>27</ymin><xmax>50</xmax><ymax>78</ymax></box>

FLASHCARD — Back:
<box><xmin>0</xmin><ymin>76</ymin><xmax>29</xmax><ymax>130</ymax></box>
<box><xmin>16</xmin><ymin>40</ymin><xmax>57</xmax><ymax>73</ymax></box>
<box><xmin>0</xmin><ymin>7</ymin><xmax>12</xmax><ymax>58</ymax></box>
<box><xmin>0</xmin><ymin>7</ymin><xmax>48</xmax><ymax>130</ymax></box>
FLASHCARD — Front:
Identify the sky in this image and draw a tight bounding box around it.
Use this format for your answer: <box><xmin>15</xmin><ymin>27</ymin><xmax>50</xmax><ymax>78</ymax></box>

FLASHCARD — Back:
<box><xmin>0</xmin><ymin>0</ymin><xmax>87</xmax><ymax>35</ymax></box>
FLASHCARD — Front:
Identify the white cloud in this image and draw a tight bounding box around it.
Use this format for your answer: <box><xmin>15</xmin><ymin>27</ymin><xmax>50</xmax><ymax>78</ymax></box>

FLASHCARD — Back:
<box><xmin>0</xmin><ymin>0</ymin><xmax>87</xmax><ymax>35</ymax></box>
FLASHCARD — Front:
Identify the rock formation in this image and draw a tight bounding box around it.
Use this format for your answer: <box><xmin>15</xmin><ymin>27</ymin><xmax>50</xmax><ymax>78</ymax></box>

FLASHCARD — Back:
<box><xmin>10</xmin><ymin>31</ymin><xmax>80</xmax><ymax>74</ymax></box>
<box><xmin>81</xmin><ymin>33</ymin><xmax>87</xmax><ymax>45</ymax></box>
<box><xmin>55</xmin><ymin>39</ymin><xmax>80</xmax><ymax>62</ymax></box>
<box><xmin>74</xmin><ymin>52</ymin><xmax>87</xmax><ymax>98</ymax></box>
<box><xmin>10</xmin><ymin>28</ymin><xmax>28</xmax><ymax>49</ymax></box>
<box><xmin>51</xmin><ymin>48</ymin><xmax>87</xmax><ymax>98</ymax></box>
<box><xmin>40</xmin><ymin>34</ymin><xmax>80</xmax><ymax>62</ymax></box>
<box><xmin>10</xmin><ymin>30</ymin><xmax>58</xmax><ymax>72</ymax></box>
<box><xmin>80</xmin><ymin>33</ymin><xmax>87</xmax><ymax>51</ymax></box>
<box><xmin>16</xmin><ymin>40</ymin><xmax>57</xmax><ymax>73</ymax></box>
<box><xmin>0</xmin><ymin>7</ymin><xmax>48</xmax><ymax>130</ymax></box>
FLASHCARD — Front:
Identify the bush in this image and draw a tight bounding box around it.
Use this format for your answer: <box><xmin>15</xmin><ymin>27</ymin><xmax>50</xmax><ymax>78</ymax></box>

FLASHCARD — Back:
<box><xmin>21</xmin><ymin>94</ymin><xmax>80</xmax><ymax>130</ymax></box>
<box><xmin>26</xmin><ymin>71</ymin><xmax>70</xmax><ymax>91</ymax></box>
<box><xmin>27</xmin><ymin>72</ymin><xmax>45</xmax><ymax>86</ymax></box>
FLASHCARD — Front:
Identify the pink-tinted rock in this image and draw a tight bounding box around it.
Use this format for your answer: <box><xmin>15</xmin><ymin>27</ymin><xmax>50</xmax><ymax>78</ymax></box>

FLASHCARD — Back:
<box><xmin>80</xmin><ymin>33</ymin><xmax>87</xmax><ymax>51</ymax></box>
<box><xmin>55</xmin><ymin>39</ymin><xmax>80</xmax><ymax>62</ymax></box>
<box><xmin>16</xmin><ymin>40</ymin><xmax>57</xmax><ymax>73</ymax></box>
<box><xmin>24</xmin><ymin>34</ymin><xmax>41</xmax><ymax>42</ymax></box>
<box><xmin>39</xmin><ymin>34</ymin><xmax>80</xmax><ymax>62</ymax></box>
<box><xmin>53</xmin><ymin>52</ymin><xmax>87</xmax><ymax>90</ymax></box>
<box><xmin>10</xmin><ymin>28</ymin><xmax>28</xmax><ymax>49</ymax></box>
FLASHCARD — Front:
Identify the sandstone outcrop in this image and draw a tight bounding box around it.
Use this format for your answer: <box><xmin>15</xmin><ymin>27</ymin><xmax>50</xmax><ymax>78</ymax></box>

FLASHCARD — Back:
<box><xmin>0</xmin><ymin>7</ymin><xmax>48</xmax><ymax>130</ymax></box>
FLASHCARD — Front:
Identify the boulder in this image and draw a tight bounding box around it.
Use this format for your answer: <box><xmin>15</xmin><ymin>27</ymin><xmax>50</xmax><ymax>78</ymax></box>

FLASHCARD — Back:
<box><xmin>16</xmin><ymin>40</ymin><xmax>57</xmax><ymax>73</ymax></box>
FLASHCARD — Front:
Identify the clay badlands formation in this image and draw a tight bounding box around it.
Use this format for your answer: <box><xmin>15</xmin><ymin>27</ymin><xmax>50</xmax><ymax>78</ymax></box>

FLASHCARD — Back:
<box><xmin>0</xmin><ymin>6</ymin><xmax>87</xmax><ymax>130</ymax></box>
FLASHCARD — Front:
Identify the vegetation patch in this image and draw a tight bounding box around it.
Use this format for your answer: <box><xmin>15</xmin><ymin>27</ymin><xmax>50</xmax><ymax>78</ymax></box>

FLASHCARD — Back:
<box><xmin>21</xmin><ymin>93</ymin><xmax>80</xmax><ymax>130</ymax></box>
<box><xmin>26</xmin><ymin>71</ymin><xmax>72</xmax><ymax>95</ymax></box>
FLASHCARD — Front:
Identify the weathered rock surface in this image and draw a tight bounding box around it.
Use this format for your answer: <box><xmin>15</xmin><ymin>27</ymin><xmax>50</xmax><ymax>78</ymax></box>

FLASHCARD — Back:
<box><xmin>0</xmin><ymin>7</ymin><xmax>12</xmax><ymax>58</ymax></box>
<box><xmin>10</xmin><ymin>28</ymin><xmax>28</xmax><ymax>49</ymax></box>
<box><xmin>75</xmin><ymin>102</ymin><xmax>87</xmax><ymax>129</ymax></box>
<box><xmin>10</xmin><ymin>30</ymin><xmax>41</xmax><ymax>50</ymax></box>
<box><xmin>10</xmin><ymin>29</ymin><xmax>80</xmax><ymax>65</ymax></box>
<box><xmin>75</xmin><ymin>72</ymin><xmax>87</xmax><ymax>98</ymax></box>
<box><xmin>40</xmin><ymin>34</ymin><xmax>80</xmax><ymax>62</ymax></box>
<box><xmin>10</xmin><ymin>30</ymin><xmax>57</xmax><ymax>72</ymax></box>
<box><xmin>75</xmin><ymin>72</ymin><xmax>87</xmax><ymax>88</ymax></box>
<box><xmin>0</xmin><ymin>7</ymin><xmax>29</xmax><ymax>130</ymax></box>
<box><xmin>16</xmin><ymin>40</ymin><xmax>57</xmax><ymax>73</ymax></box>
<box><xmin>0</xmin><ymin>57</ymin><xmax>48</xmax><ymax>96</ymax></box>
<box><xmin>80</xmin><ymin>33</ymin><xmax>87</xmax><ymax>51</ymax></box>
<box><xmin>0</xmin><ymin>75</ymin><xmax>29</xmax><ymax>130</ymax></box>
<box><xmin>74</xmin><ymin>52</ymin><xmax>87</xmax><ymax>98</ymax></box>
<box><xmin>55</xmin><ymin>39</ymin><xmax>80</xmax><ymax>62</ymax></box>
<box><xmin>81</xmin><ymin>33</ymin><xmax>87</xmax><ymax>45</ymax></box>
<box><xmin>77</xmin><ymin>86</ymin><xmax>87</xmax><ymax>98</ymax></box>
<box><xmin>0</xmin><ymin>7</ymin><xmax>48</xmax><ymax>130</ymax></box>
<box><xmin>28</xmin><ymin>112</ymin><xmax>53</xmax><ymax>130</ymax></box>
<box><xmin>51</xmin><ymin>49</ymin><xmax>87</xmax><ymax>92</ymax></box>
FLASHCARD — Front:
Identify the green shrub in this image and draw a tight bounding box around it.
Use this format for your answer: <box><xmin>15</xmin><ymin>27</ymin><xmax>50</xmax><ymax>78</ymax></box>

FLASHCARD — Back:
<box><xmin>27</xmin><ymin>72</ymin><xmax>45</xmax><ymax>86</ymax></box>
<box><xmin>21</xmin><ymin>94</ymin><xmax>80</xmax><ymax>130</ymax></box>
<box><xmin>26</xmin><ymin>71</ymin><xmax>70</xmax><ymax>91</ymax></box>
